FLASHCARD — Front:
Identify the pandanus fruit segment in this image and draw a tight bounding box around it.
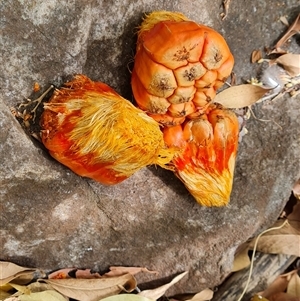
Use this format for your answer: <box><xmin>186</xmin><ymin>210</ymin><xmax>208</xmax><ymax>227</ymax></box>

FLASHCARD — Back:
<box><xmin>40</xmin><ymin>75</ymin><xmax>177</xmax><ymax>185</ymax></box>
<box><xmin>131</xmin><ymin>10</ymin><xmax>234</xmax><ymax>126</ymax></box>
<box><xmin>163</xmin><ymin>106</ymin><xmax>239</xmax><ymax>206</ymax></box>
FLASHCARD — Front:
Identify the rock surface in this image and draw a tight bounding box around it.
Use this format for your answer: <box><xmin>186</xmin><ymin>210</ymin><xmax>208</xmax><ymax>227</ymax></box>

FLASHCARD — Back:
<box><xmin>1</xmin><ymin>0</ymin><xmax>299</xmax><ymax>296</ymax></box>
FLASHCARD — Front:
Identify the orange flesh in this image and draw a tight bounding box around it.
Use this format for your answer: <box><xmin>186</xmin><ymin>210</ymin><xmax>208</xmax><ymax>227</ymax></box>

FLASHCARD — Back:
<box><xmin>132</xmin><ymin>14</ymin><xmax>234</xmax><ymax>126</ymax></box>
<box><xmin>162</xmin><ymin>105</ymin><xmax>239</xmax><ymax>206</ymax></box>
<box><xmin>40</xmin><ymin>75</ymin><xmax>177</xmax><ymax>185</ymax></box>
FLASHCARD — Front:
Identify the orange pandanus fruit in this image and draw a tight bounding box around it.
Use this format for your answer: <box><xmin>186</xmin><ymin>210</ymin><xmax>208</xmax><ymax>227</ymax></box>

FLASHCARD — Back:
<box><xmin>131</xmin><ymin>11</ymin><xmax>234</xmax><ymax>126</ymax></box>
<box><xmin>40</xmin><ymin>74</ymin><xmax>177</xmax><ymax>185</ymax></box>
<box><xmin>163</xmin><ymin>105</ymin><xmax>239</xmax><ymax>206</ymax></box>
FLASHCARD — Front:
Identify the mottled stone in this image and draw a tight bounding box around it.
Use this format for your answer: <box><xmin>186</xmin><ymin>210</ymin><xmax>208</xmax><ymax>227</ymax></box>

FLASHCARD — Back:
<box><xmin>1</xmin><ymin>0</ymin><xmax>299</xmax><ymax>296</ymax></box>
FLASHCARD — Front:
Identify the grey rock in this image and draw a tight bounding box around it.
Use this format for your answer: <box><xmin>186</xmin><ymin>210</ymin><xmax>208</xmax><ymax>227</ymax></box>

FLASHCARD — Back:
<box><xmin>1</xmin><ymin>0</ymin><xmax>299</xmax><ymax>295</ymax></box>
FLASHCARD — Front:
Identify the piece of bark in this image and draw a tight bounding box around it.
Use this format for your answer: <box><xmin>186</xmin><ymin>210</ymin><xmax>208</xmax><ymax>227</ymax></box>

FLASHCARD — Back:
<box><xmin>211</xmin><ymin>252</ymin><xmax>297</xmax><ymax>301</ymax></box>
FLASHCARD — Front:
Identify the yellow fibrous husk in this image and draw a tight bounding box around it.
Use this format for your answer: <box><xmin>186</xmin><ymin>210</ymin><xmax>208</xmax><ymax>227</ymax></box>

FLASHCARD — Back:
<box><xmin>138</xmin><ymin>10</ymin><xmax>189</xmax><ymax>36</ymax></box>
<box><xmin>41</xmin><ymin>75</ymin><xmax>177</xmax><ymax>184</ymax></box>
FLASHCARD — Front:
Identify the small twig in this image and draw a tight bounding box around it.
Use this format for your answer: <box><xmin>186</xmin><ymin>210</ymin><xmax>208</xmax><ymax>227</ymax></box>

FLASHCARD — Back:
<box><xmin>220</xmin><ymin>0</ymin><xmax>232</xmax><ymax>20</ymax></box>
<box><xmin>18</xmin><ymin>85</ymin><xmax>54</xmax><ymax>121</ymax></box>
<box><xmin>237</xmin><ymin>220</ymin><xmax>289</xmax><ymax>301</ymax></box>
<box><xmin>268</xmin><ymin>13</ymin><xmax>300</xmax><ymax>54</ymax></box>
<box><xmin>248</xmin><ymin>106</ymin><xmax>283</xmax><ymax>130</ymax></box>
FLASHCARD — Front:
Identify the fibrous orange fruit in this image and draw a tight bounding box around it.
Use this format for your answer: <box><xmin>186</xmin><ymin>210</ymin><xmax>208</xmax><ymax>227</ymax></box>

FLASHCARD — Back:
<box><xmin>131</xmin><ymin>11</ymin><xmax>234</xmax><ymax>126</ymax></box>
<box><xmin>131</xmin><ymin>11</ymin><xmax>239</xmax><ymax>206</ymax></box>
<box><xmin>163</xmin><ymin>105</ymin><xmax>239</xmax><ymax>206</ymax></box>
<box><xmin>40</xmin><ymin>74</ymin><xmax>177</xmax><ymax>185</ymax></box>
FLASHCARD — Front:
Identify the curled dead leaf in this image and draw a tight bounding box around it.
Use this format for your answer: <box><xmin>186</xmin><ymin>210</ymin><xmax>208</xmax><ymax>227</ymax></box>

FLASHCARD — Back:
<box><xmin>106</xmin><ymin>266</ymin><xmax>158</xmax><ymax>277</ymax></box>
<box><xmin>0</xmin><ymin>262</ymin><xmax>39</xmax><ymax>286</ymax></box>
<box><xmin>275</xmin><ymin>54</ymin><xmax>300</xmax><ymax>77</ymax></box>
<box><xmin>286</xmin><ymin>269</ymin><xmax>300</xmax><ymax>297</ymax></box>
<box><xmin>251</xmin><ymin>50</ymin><xmax>263</xmax><ymax>63</ymax></box>
<box><xmin>280</xmin><ymin>16</ymin><xmax>290</xmax><ymax>27</ymax></box>
<box><xmin>248</xmin><ymin>220</ymin><xmax>300</xmax><ymax>256</ymax></box>
<box><xmin>138</xmin><ymin>271</ymin><xmax>188</xmax><ymax>300</ymax></box>
<box><xmin>232</xmin><ymin>243</ymin><xmax>251</xmax><ymax>272</ymax></box>
<box><xmin>188</xmin><ymin>288</ymin><xmax>214</xmax><ymax>301</ymax></box>
<box><xmin>213</xmin><ymin>84</ymin><xmax>270</xmax><ymax>108</ymax></box>
<box><xmin>256</xmin><ymin>269</ymin><xmax>300</xmax><ymax>301</ymax></box>
<box><xmin>18</xmin><ymin>290</ymin><xmax>68</xmax><ymax>301</ymax></box>
<box><xmin>269</xmin><ymin>13</ymin><xmax>300</xmax><ymax>54</ymax></box>
<box><xmin>41</xmin><ymin>274</ymin><xmax>137</xmax><ymax>301</ymax></box>
<box><xmin>100</xmin><ymin>295</ymin><xmax>155</xmax><ymax>301</ymax></box>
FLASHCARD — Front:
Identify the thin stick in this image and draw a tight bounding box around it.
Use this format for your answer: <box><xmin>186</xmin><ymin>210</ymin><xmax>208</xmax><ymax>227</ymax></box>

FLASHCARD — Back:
<box><xmin>237</xmin><ymin>220</ymin><xmax>289</xmax><ymax>301</ymax></box>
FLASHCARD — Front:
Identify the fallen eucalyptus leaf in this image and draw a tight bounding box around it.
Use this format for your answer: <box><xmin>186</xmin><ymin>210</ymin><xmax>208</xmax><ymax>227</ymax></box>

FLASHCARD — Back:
<box><xmin>188</xmin><ymin>288</ymin><xmax>214</xmax><ymax>301</ymax></box>
<box><xmin>270</xmin><ymin>13</ymin><xmax>300</xmax><ymax>54</ymax></box>
<box><xmin>251</xmin><ymin>50</ymin><xmax>262</xmax><ymax>63</ymax></box>
<box><xmin>248</xmin><ymin>220</ymin><xmax>300</xmax><ymax>256</ymax></box>
<box><xmin>214</xmin><ymin>84</ymin><xmax>269</xmax><ymax>108</ymax></box>
<box><xmin>25</xmin><ymin>282</ymin><xmax>53</xmax><ymax>293</ymax></box>
<box><xmin>257</xmin><ymin>270</ymin><xmax>300</xmax><ymax>301</ymax></box>
<box><xmin>19</xmin><ymin>290</ymin><xmax>68</xmax><ymax>301</ymax></box>
<box><xmin>286</xmin><ymin>270</ymin><xmax>300</xmax><ymax>297</ymax></box>
<box><xmin>9</xmin><ymin>283</ymin><xmax>31</xmax><ymax>295</ymax></box>
<box><xmin>275</xmin><ymin>53</ymin><xmax>300</xmax><ymax>77</ymax></box>
<box><xmin>258</xmin><ymin>273</ymin><xmax>290</xmax><ymax>299</ymax></box>
<box><xmin>232</xmin><ymin>243</ymin><xmax>251</xmax><ymax>272</ymax></box>
<box><xmin>0</xmin><ymin>262</ymin><xmax>37</xmax><ymax>286</ymax></box>
<box><xmin>280</xmin><ymin>16</ymin><xmax>289</xmax><ymax>26</ymax></box>
<box><xmin>138</xmin><ymin>271</ymin><xmax>188</xmax><ymax>300</ymax></box>
<box><xmin>41</xmin><ymin>274</ymin><xmax>136</xmax><ymax>301</ymax></box>
<box><xmin>100</xmin><ymin>294</ymin><xmax>154</xmax><ymax>301</ymax></box>
<box><xmin>105</xmin><ymin>267</ymin><xmax>158</xmax><ymax>277</ymax></box>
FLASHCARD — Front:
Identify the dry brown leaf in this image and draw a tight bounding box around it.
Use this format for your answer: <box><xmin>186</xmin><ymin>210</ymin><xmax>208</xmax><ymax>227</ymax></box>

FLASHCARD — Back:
<box><xmin>232</xmin><ymin>243</ymin><xmax>251</xmax><ymax>272</ymax></box>
<box><xmin>220</xmin><ymin>0</ymin><xmax>231</xmax><ymax>20</ymax></box>
<box><xmin>100</xmin><ymin>295</ymin><xmax>154</xmax><ymax>301</ymax></box>
<box><xmin>258</xmin><ymin>272</ymin><xmax>290</xmax><ymax>298</ymax></box>
<box><xmin>248</xmin><ymin>220</ymin><xmax>300</xmax><ymax>256</ymax></box>
<box><xmin>19</xmin><ymin>290</ymin><xmax>68</xmax><ymax>301</ymax></box>
<box><xmin>188</xmin><ymin>288</ymin><xmax>214</xmax><ymax>301</ymax></box>
<box><xmin>106</xmin><ymin>267</ymin><xmax>158</xmax><ymax>277</ymax></box>
<box><xmin>8</xmin><ymin>283</ymin><xmax>31</xmax><ymax>295</ymax></box>
<box><xmin>26</xmin><ymin>282</ymin><xmax>53</xmax><ymax>293</ymax></box>
<box><xmin>256</xmin><ymin>269</ymin><xmax>300</xmax><ymax>301</ymax></box>
<box><xmin>214</xmin><ymin>84</ymin><xmax>269</xmax><ymax>108</ymax></box>
<box><xmin>41</xmin><ymin>274</ymin><xmax>137</xmax><ymax>301</ymax></box>
<box><xmin>251</xmin><ymin>50</ymin><xmax>263</xmax><ymax>63</ymax></box>
<box><xmin>0</xmin><ymin>262</ymin><xmax>37</xmax><ymax>286</ymax></box>
<box><xmin>280</xmin><ymin>16</ymin><xmax>290</xmax><ymax>27</ymax></box>
<box><xmin>138</xmin><ymin>271</ymin><xmax>188</xmax><ymax>300</ymax></box>
<box><xmin>270</xmin><ymin>13</ymin><xmax>300</xmax><ymax>54</ymax></box>
<box><xmin>275</xmin><ymin>54</ymin><xmax>300</xmax><ymax>77</ymax></box>
<box><xmin>286</xmin><ymin>270</ymin><xmax>300</xmax><ymax>297</ymax></box>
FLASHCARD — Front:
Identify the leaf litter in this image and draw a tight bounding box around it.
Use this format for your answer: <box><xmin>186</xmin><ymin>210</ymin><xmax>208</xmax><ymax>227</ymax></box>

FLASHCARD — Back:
<box><xmin>230</xmin><ymin>196</ymin><xmax>300</xmax><ymax>301</ymax></box>
<box><xmin>0</xmin><ymin>264</ymin><xmax>194</xmax><ymax>301</ymax></box>
<box><xmin>214</xmin><ymin>12</ymin><xmax>300</xmax><ymax>144</ymax></box>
